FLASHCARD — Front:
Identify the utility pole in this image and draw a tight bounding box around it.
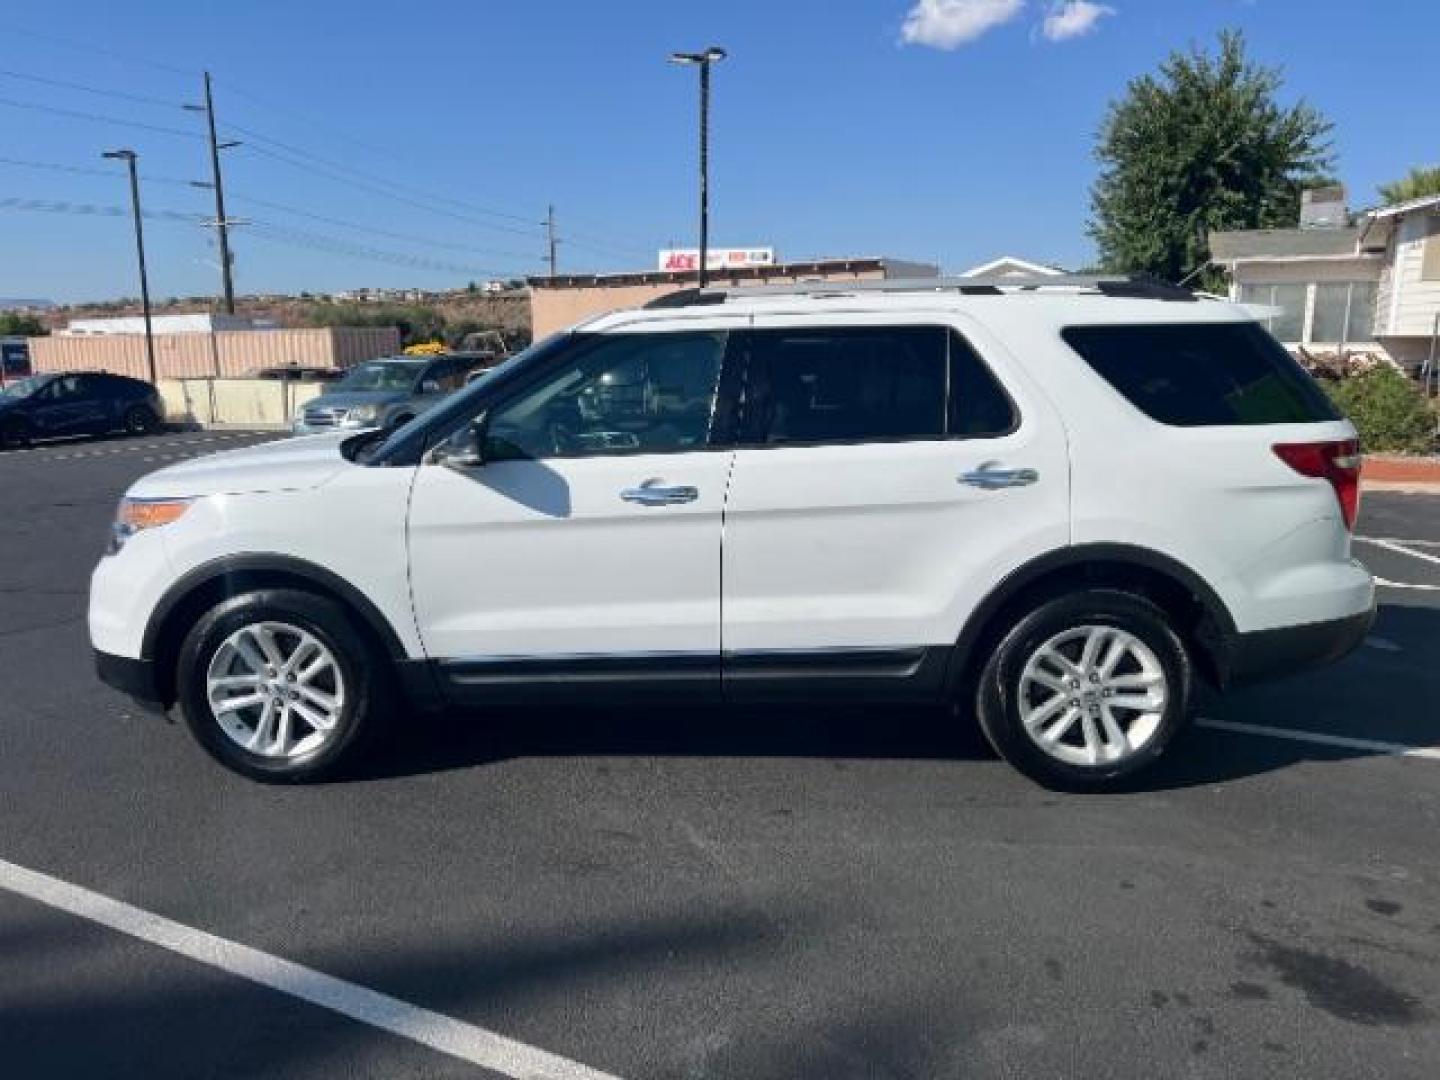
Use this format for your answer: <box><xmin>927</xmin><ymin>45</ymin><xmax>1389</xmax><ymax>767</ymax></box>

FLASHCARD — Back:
<box><xmin>186</xmin><ymin>72</ymin><xmax>240</xmax><ymax>314</ymax></box>
<box><xmin>669</xmin><ymin>47</ymin><xmax>726</xmax><ymax>288</ymax></box>
<box><xmin>545</xmin><ymin>204</ymin><xmax>558</xmax><ymax>278</ymax></box>
<box><xmin>102</xmin><ymin>149</ymin><xmax>158</xmax><ymax>385</ymax></box>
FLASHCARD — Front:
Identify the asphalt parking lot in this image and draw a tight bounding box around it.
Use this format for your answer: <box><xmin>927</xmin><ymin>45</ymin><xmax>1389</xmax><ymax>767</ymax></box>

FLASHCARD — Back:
<box><xmin>1</xmin><ymin>430</ymin><xmax>1438</xmax><ymax>1079</ymax></box>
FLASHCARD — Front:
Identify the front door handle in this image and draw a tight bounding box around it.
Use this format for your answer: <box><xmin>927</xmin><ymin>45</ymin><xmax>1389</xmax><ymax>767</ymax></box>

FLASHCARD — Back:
<box><xmin>621</xmin><ymin>479</ymin><xmax>700</xmax><ymax>506</ymax></box>
<box><xmin>959</xmin><ymin>463</ymin><xmax>1039</xmax><ymax>490</ymax></box>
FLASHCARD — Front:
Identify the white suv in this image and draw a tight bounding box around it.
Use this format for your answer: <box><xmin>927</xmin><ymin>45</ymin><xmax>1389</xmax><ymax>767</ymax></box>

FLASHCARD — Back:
<box><xmin>90</xmin><ymin>276</ymin><xmax>1375</xmax><ymax>789</ymax></box>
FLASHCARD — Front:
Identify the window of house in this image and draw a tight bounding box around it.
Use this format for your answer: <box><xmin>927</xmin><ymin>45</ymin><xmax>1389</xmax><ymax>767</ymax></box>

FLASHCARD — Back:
<box><xmin>1239</xmin><ymin>283</ymin><xmax>1306</xmax><ymax>342</ymax></box>
<box><xmin>1418</xmin><ymin>217</ymin><xmax>1440</xmax><ymax>282</ymax></box>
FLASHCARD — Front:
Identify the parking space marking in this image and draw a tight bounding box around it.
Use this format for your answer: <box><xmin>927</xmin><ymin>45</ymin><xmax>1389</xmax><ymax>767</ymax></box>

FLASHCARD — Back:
<box><xmin>0</xmin><ymin>432</ymin><xmax>278</xmax><ymax>464</ymax></box>
<box><xmin>0</xmin><ymin>857</ymin><xmax>624</xmax><ymax>1080</ymax></box>
<box><xmin>1356</xmin><ymin>536</ymin><xmax>1440</xmax><ymax>568</ymax></box>
<box><xmin>1197</xmin><ymin>718</ymin><xmax>1440</xmax><ymax>761</ymax></box>
<box><xmin>1375</xmin><ymin>577</ymin><xmax>1440</xmax><ymax>592</ymax></box>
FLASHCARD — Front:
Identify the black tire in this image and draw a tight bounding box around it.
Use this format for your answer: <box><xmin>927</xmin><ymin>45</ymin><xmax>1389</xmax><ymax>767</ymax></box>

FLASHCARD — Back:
<box><xmin>176</xmin><ymin>588</ymin><xmax>390</xmax><ymax>783</ymax></box>
<box><xmin>123</xmin><ymin>404</ymin><xmax>158</xmax><ymax>436</ymax></box>
<box><xmin>974</xmin><ymin>588</ymin><xmax>1192</xmax><ymax>792</ymax></box>
<box><xmin>1</xmin><ymin>416</ymin><xmax>31</xmax><ymax>450</ymax></box>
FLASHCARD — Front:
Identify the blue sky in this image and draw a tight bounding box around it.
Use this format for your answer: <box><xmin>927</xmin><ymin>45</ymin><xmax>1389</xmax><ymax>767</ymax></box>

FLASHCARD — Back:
<box><xmin>1</xmin><ymin>1</ymin><xmax>1434</xmax><ymax>304</ymax></box>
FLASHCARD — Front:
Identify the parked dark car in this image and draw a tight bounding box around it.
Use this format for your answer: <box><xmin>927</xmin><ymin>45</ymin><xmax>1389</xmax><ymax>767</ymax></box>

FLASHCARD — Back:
<box><xmin>0</xmin><ymin>371</ymin><xmax>164</xmax><ymax>449</ymax></box>
<box><xmin>248</xmin><ymin>365</ymin><xmax>343</xmax><ymax>383</ymax></box>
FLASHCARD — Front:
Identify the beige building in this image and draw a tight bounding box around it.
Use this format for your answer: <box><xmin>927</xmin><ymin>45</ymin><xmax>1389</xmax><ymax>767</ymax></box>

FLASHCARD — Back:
<box><xmin>529</xmin><ymin>256</ymin><xmax>939</xmax><ymax>339</ymax></box>
<box><xmin>29</xmin><ymin>325</ymin><xmax>400</xmax><ymax>381</ymax></box>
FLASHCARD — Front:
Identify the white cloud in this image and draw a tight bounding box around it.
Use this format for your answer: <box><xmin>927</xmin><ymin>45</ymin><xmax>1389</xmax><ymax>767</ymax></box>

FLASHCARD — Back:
<box><xmin>1040</xmin><ymin>1</ymin><xmax>1117</xmax><ymax>42</ymax></box>
<box><xmin>900</xmin><ymin>0</ymin><xmax>1026</xmax><ymax>50</ymax></box>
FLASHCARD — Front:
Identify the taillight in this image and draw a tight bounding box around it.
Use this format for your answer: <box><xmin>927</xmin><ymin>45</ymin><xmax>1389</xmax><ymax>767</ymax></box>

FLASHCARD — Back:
<box><xmin>1273</xmin><ymin>439</ymin><xmax>1361</xmax><ymax>530</ymax></box>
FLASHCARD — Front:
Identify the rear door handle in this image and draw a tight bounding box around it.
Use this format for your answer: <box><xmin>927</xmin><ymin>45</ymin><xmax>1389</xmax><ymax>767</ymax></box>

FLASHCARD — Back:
<box><xmin>621</xmin><ymin>480</ymin><xmax>700</xmax><ymax>506</ymax></box>
<box><xmin>959</xmin><ymin>463</ymin><xmax>1039</xmax><ymax>490</ymax></box>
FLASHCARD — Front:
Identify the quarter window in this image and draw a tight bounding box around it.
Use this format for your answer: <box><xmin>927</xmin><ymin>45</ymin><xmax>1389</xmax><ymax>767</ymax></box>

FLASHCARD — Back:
<box><xmin>1063</xmin><ymin>323</ymin><xmax>1342</xmax><ymax>427</ymax></box>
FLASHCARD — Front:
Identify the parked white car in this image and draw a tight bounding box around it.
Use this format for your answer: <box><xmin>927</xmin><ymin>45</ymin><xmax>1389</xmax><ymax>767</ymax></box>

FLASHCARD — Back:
<box><xmin>90</xmin><ymin>276</ymin><xmax>1374</xmax><ymax>789</ymax></box>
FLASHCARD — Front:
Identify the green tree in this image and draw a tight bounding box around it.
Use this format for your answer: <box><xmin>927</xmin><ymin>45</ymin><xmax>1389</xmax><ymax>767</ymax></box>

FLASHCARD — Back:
<box><xmin>301</xmin><ymin>302</ymin><xmax>445</xmax><ymax>347</ymax></box>
<box><xmin>0</xmin><ymin>313</ymin><xmax>47</xmax><ymax>336</ymax></box>
<box><xmin>1379</xmin><ymin>166</ymin><xmax>1440</xmax><ymax>206</ymax></box>
<box><xmin>1089</xmin><ymin>31</ymin><xmax>1334</xmax><ymax>286</ymax></box>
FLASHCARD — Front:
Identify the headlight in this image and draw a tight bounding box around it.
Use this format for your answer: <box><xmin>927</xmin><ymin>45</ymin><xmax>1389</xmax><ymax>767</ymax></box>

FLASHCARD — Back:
<box><xmin>108</xmin><ymin>497</ymin><xmax>193</xmax><ymax>555</ymax></box>
<box><xmin>345</xmin><ymin>405</ymin><xmax>381</xmax><ymax>425</ymax></box>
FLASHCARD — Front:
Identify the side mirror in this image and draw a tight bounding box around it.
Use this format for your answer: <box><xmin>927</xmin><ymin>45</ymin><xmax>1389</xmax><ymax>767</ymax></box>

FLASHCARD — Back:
<box><xmin>426</xmin><ymin>415</ymin><xmax>487</xmax><ymax>470</ymax></box>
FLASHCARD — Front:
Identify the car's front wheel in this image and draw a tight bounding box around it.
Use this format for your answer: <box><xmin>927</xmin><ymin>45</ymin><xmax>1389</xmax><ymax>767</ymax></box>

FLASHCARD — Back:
<box><xmin>123</xmin><ymin>404</ymin><xmax>158</xmax><ymax>435</ymax></box>
<box><xmin>975</xmin><ymin>589</ymin><xmax>1192</xmax><ymax>791</ymax></box>
<box><xmin>176</xmin><ymin>589</ymin><xmax>388</xmax><ymax>782</ymax></box>
<box><xmin>1</xmin><ymin>417</ymin><xmax>31</xmax><ymax>450</ymax></box>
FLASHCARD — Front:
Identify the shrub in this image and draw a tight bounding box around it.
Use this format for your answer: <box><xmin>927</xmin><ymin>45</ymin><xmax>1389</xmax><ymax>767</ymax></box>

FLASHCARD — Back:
<box><xmin>1325</xmin><ymin>366</ymin><xmax>1438</xmax><ymax>454</ymax></box>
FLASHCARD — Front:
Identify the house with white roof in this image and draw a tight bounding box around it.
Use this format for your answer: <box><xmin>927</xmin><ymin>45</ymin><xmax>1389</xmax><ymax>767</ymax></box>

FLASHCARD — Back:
<box><xmin>1211</xmin><ymin>186</ymin><xmax>1440</xmax><ymax>379</ymax></box>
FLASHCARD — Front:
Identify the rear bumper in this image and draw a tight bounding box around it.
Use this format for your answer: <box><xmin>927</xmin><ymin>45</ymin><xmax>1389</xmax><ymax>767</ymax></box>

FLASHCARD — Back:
<box><xmin>94</xmin><ymin>650</ymin><xmax>167</xmax><ymax>712</ymax></box>
<box><xmin>1219</xmin><ymin>606</ymin><xmax>1375</xmax><ymax>688</ymax></box>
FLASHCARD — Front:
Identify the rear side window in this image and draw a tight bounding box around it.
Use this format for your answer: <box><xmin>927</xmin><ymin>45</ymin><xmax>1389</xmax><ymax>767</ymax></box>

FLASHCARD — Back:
<box><xmin>1062</xmin><ymin>322</ymin><xmax>1341</xmax><ymax>427</ymax></box>
<box><xmin>742</xmin><ymin>326</ymin><xmax>1014</xmax><ymax>445</ymax></box>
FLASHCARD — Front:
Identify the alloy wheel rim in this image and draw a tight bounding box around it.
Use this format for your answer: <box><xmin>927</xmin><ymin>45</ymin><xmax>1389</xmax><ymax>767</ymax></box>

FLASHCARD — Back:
<box><xmin>205</xmin><ymin>620</ymin><xmax>346</xmax><ymax>760</ymax></box>
<box><xmin>1017</xmin><ymin>624</ymin><xmax>1168</xmax><ymax>767</ymax></box>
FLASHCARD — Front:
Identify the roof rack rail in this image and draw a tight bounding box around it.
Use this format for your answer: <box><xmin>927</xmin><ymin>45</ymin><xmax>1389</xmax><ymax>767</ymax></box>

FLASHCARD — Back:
<box><xmin>641</xmin><ymin>273</ymin><xmax>1198</xmax><ymax>309</ymax></box>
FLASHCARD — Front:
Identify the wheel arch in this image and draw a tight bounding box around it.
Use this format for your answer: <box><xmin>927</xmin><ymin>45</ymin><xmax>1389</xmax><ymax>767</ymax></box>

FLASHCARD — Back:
<box><xmin>947</xmin><ymin>544</ymin><xmax>1236</xmax><ymax>695</ymax></box>
<box><xmin>142</xmin><ymin>554</ymin><xmax>412</xmax><ymax>707</ymax></box>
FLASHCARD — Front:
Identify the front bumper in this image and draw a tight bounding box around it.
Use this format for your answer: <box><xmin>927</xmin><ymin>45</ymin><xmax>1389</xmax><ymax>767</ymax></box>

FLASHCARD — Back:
<box><xmin>1219</xmin><ymin>606</ymin><xmax>1376</xmax><ymax>688</ymax></box>
<box><xmin>291</xmin><ymin>419</ymin><xmax>379</xmax><ymax>437</ymax></box>
<box><xmin>95</xmin><ymin>649</ymin><xmax>168</xmax><ymax>712</ymax></box>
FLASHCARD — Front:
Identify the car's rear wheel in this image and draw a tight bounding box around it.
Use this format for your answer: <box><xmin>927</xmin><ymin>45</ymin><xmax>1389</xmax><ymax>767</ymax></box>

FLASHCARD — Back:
<box><xmin>176</xmin><ymin>589</ymin><xmax>388</xmax><ymax>782</ymax></box>
<box><xmin>975</xmin><ymin>589</ymin><xmax>1192</xmax><ymax>791</ymax></box>
<box><xmin>123</xmin><ymin>404</ymin><xmax>158</xmax><ymax>435</ymax></box>
<box><xmin>1</xmin><ymin>417</ymin><xmax>31</xmax><ymax>449</ymax></box>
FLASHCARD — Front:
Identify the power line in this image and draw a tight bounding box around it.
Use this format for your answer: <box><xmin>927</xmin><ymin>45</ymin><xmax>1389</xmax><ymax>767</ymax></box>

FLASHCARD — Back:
<box><xmin>0</xmin><ymin>95</ymin><xmax>203</xmax><ymax>140</ymax></box>
<box><xmin>0</xmin><ymin>195</ymin><xmax>205</xmax><ymax>224</ymax></box>
<box><xmin>0</xmin><ymin>155</ymin><xmax>195</xmax><ymax>187</ymax></box>
<box><xmin>0</xmin><ymin>155</ymin><xmax>535</xmax><ymax>261</ymax></box>
<box><xmin>226</xmin><ymin>192</ymin><xmax>539</xmax><ymax>261</ymax></box>
<box><xmin>233</xmin><ymin>140</ymin><xmax>547</xmax><ymax>241</ymax></box>
<box><xmin>0</xmin><ymin>67</ymin><xmax>182</xmax><ymax>110</ymax></box>
<box><xmin>0</xmin><ymin>194</ymin><xmax>527</xmax><ymax>278</ymax></box>
<box><xmin>4</xmin><ymin>23</ymin><xmax>196</xmax><ymax>78</ymax></box>
<box><xmin>223</xmin><ymin>121</ymin><xmax>542</xmax><ymax>229</ymax></box>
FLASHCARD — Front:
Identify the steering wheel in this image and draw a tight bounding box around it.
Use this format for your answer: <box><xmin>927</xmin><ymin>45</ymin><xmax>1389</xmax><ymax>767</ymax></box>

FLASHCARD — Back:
<box><xmin>547</xmin><ymin>419</ymin><xmax>579</xmax><ymax>455</ymax></box>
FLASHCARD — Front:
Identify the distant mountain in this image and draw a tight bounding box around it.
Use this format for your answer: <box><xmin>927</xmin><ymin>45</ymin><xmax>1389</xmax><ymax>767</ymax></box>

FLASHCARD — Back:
<box><xmin>0</xmin><ymin>298</ymin><xmax>56</xmax><ymax>311</ymax></box>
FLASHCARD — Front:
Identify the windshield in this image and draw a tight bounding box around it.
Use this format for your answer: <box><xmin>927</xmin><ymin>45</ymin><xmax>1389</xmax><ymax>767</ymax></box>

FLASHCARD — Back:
<box><xmin>335</xmin><ymin>361</ymin><xmax>423</xmax><ymax>392</ymax></box>
<box><xmin>0</xmin><ymin>374</ymin><xmax>50</xmax><ymax>399</ymax></box>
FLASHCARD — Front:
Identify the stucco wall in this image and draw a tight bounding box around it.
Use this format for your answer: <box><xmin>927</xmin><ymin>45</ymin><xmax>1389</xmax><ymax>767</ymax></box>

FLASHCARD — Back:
<box><xmin>28</xmin><ymin>327</ymin><xmax>399</xmax><ymax>380</ymax></box>
<box><xmin>530</xmin><ymin>268</ymin><xmax>888</xmax><ymax>339</ymax></box>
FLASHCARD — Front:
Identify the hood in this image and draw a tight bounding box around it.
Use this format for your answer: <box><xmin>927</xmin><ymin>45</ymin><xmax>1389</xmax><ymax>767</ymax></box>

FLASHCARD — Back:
<box><xmin>305</xmin><ymin>389</ymin><xmax>411</xmax><ymax>411</ymax></box>
<box><xmin>127</xmin><ymin>432</ymin><xmax>354</xmax><ymax>499</ymax></box>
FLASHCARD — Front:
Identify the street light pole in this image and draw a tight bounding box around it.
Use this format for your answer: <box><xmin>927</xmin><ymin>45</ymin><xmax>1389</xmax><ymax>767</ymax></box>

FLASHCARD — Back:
<box><xmin>670</xmin><ymin>46</ymin><xmax>726</xmax><ymax>289</ymax></box>
<box><xmin>102</xmin><ymin>149</ymin><xmax>158</xmax><ymax>385</ymax></box>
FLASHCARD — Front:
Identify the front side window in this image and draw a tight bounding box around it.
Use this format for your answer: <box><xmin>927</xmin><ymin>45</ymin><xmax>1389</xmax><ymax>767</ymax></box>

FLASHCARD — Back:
<box><xmin>484</xmin><ymin>332</ymin><xmax>726</xmax><ymax>460</ymax></box>
<box><xmin>741</xmin><ymin>326</ymin><xmax>1013</xmax><ymax>446</ymax></box>
<box><xmin>1063</xmin><ymin>322</ymin><xmax>1342</xmax><ymax>427</ymax></box>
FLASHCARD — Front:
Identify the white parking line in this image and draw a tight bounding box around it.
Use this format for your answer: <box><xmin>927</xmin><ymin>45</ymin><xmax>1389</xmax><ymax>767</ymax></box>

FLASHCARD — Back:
<box><xmin>1196</xmin><ymin>718</ymin><xmax>1440</xmax><ymax>761</ymax></box>
<box><xmin>0</xmin><ymin>858</ymin><xmax>623</xmax><ymax>1080</ymax></box>
<box><xmin>1356</xmin><ymin>536</ymin><xmax>1440</xmax><ymax>568</ymax></box>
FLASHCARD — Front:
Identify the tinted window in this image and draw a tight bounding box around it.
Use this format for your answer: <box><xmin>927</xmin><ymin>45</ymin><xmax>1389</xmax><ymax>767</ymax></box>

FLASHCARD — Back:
<box><xmin>1062</xmin><ymin>322</ymin><xmax>1341</xmax><ymax>427</ymax></box>
<box><xmin>743</xmin><ymin>326</ymin><xmax>1012</xmax><ymax>445</ymax></box>
<box><xmin>485</xmin><ymin>332</ymin><xmax>725</xmax><ymax>459</ymax></box>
